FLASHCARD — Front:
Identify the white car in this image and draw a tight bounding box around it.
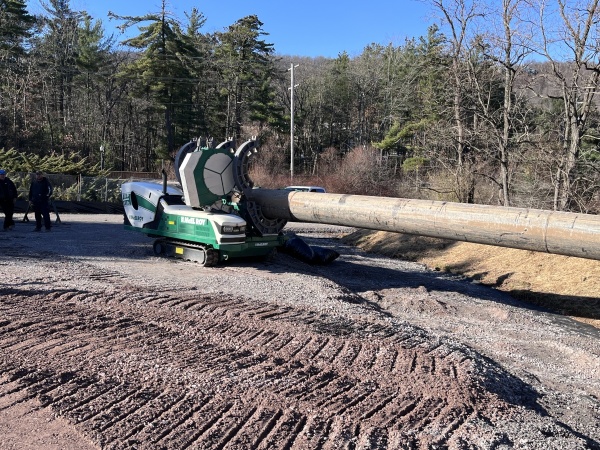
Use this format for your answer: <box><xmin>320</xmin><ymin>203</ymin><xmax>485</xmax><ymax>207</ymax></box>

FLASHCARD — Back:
<box><xmin>284</xmin><ymin>185</ymin><xmax>326</xmax><ymax>193</ymax></box>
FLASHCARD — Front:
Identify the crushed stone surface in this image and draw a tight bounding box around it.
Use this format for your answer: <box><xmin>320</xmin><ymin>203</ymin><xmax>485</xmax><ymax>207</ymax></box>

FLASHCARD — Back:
<box><xmin>0</xmin><ymin>215</ymin><xmax>598</xmax><ymax>449</ymax></box>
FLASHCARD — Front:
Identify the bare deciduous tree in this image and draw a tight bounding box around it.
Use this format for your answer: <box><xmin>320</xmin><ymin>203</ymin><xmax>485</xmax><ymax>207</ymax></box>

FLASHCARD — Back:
<box><xmin>535</xmin><ymin>0</ymin><xmax>600</xmax><ymax>210</ymax></box>
<box><xmin>471</xmin><ymin>0</ymin><xmax>533</xmax><ymax>206</ymax></box>
<box><xmin>428</xmin><ymin>0</ymin><xmax>485</xmax><ymax>203</ymax></box>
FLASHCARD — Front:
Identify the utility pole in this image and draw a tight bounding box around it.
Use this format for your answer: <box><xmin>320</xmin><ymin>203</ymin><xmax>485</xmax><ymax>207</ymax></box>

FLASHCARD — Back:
<box><xmin>288</xmin><ymin>63</ymin><xmax>299</xmax><ymax>181</ymax></box>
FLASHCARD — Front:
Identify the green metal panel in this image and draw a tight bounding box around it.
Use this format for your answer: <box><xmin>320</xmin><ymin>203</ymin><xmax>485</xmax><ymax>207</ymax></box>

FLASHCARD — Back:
<box><xmin>156</xmin><ymin>213</ymin><xmax>220</xmax><ymax>247</ymax></box>
<box><xmin>219</xmin><ymin>234</ymin><xmax>284</xmax><ymax>260</ymax></box>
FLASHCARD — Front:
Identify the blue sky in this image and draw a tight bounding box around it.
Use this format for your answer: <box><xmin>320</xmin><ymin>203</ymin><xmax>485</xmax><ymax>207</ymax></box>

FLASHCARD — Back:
<box><xmin>31</xmin><ymin>0</ymin><xmax>434</xmax><ymax>58</ymax></box>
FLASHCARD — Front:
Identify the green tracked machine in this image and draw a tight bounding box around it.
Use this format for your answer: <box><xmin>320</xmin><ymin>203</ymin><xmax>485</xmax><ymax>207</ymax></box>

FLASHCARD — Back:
<box><xmin>121</xmin><ymin>137</ymin><xmax>288</xmax><ymax>266</ymax></box>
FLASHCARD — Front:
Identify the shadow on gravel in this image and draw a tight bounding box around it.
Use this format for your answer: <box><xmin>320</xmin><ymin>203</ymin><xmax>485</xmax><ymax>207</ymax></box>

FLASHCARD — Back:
<box><xmin>508</xmin><ymin>290</ymin><xmax>600</xmax><ymax>321</ymax></box>
<box><xmin>0</xmin><ymin>219</ymin><xmax>153</xmax><ymax>261</ymax></box>
<box><xmin>266</xmin><ymin>251</ymin><xmax>537</xmax><ymax>308</ymax></box>
<box><xmin>262</xmin><ymin>240</ymin><xmax>600</xmax><ymax>340</ymax></box>
<box><xmin>6</xmin><ymin>218</ymin><xmax>600</xmax><ymax>339</ymax></box>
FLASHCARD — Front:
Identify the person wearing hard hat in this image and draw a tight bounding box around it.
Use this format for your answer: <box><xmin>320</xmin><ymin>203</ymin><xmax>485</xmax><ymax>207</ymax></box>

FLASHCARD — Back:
<box><xmin>0</xmin><ymin>169</ymin><xmax>18</xmax><ymax>231</ymax></box>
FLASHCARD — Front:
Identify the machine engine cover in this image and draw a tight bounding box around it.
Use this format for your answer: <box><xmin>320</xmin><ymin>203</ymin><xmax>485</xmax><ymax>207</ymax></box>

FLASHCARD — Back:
<box><xmin>122</xmin><ymin>181</ymin><xmax>183</xmax><ymax>228</ymax></box>
<box><xmin>180</xmin><ymin>149</ymin><xmax>236</xmax><ymax>208</ymax></box>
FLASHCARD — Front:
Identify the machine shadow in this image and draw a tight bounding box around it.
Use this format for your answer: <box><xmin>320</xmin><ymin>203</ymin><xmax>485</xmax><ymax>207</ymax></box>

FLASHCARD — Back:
<box><xmin>253</xmin><ymin>235</ymin><xmax>600</xmax><ymax>331</ymax></box>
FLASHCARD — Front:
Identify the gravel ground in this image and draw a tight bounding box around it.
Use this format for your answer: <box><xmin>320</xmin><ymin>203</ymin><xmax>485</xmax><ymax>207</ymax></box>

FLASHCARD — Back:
<box><xmin>0</xmin><ymin>214</ymin><xmax>599</xmax><ymax>449</ymax></box>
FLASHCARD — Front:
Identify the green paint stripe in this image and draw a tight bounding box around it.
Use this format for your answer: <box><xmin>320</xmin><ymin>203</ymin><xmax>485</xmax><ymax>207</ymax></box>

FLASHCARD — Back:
<box><xmin>137</xmin><ymin>196</ymin><xmax>156</xmax><ymax>212</ymax></box>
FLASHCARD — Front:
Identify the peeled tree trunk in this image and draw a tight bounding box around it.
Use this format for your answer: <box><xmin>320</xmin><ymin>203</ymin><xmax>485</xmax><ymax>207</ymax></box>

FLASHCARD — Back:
<box><xmin>250</xmin><ymin>189</ymin><xmax>600</xmax><ymax>261</ymax></box>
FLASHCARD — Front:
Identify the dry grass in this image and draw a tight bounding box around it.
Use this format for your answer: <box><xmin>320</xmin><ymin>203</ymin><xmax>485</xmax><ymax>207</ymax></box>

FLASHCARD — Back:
<box><xmin>342</xmin><ymin>230</ymin><xmax>600</xmax><ymax>329</ymax></box>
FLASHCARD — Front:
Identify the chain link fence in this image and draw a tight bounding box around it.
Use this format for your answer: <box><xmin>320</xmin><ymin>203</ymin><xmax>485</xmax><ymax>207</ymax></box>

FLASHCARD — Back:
<box><xmin>7</xmin><ymin>172</ymin><xmax>162</xmax><ymax>215</ymax></box>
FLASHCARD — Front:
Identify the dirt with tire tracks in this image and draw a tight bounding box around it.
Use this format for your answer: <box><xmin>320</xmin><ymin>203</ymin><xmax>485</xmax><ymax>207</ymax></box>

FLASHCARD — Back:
<box><xmin>0</xmin><ymin>215</ymin><xmax>599</xmax><ymax>449</ymax></box>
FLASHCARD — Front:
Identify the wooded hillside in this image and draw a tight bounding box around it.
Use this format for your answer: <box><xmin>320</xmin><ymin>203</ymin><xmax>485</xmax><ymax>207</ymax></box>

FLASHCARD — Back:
<box><xmin>1</xmin><ymin>0</ymin><xmax>600</xmax><ymax>213</ymax></box>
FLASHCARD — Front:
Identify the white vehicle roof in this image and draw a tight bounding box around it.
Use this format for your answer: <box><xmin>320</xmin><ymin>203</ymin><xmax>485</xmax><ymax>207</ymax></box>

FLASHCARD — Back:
<box><xmin>284</xmin><ymin>186</ymin><xmax>326</xmax><ymax>192</ymax></box>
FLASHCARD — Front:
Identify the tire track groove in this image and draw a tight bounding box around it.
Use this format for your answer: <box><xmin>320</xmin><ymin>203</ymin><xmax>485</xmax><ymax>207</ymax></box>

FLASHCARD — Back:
<box><xmin>103</xmin><ymin>391</ymin><xmax>188</xmax><ymax>448</ymax></box>
<box><xmin>159</xmin><ymin>400</ymin><xmax>233</xmax><ymax>448</ymax></box>
<box><xmin>0</xmin><ymin>262</ymin><xmax>540</xmax><ymax>449</ymax></box>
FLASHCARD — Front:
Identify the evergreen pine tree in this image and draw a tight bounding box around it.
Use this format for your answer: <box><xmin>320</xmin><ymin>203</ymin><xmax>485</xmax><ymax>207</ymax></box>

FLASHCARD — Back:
<box><xmin>110</xmin><ymin>0</ymin><xmax>200</xmax><ymax>156</ymax></box>
<box><xmin>215</xmin><ymin>15</ymin><xmax>283</xmax><ymax>139</ymax></box>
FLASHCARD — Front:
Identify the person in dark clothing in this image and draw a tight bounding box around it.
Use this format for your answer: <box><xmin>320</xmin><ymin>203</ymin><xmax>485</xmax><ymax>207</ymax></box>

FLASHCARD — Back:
<box><xmin>28</xmin><ymin>171</ymin><xmax>53</xmax><ymax>231</ymax></box>
<box><xmin>0</xmin><ymin>169</ymin><xmax>18</xmax><ymax>231</ymax></box>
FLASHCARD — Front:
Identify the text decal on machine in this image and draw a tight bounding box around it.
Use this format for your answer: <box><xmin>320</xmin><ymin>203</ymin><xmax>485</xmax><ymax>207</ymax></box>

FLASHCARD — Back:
<box><xmin>181</xmin><ymin>217</ymin><xmax>207</xmax><ymax>226</ymax></box>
